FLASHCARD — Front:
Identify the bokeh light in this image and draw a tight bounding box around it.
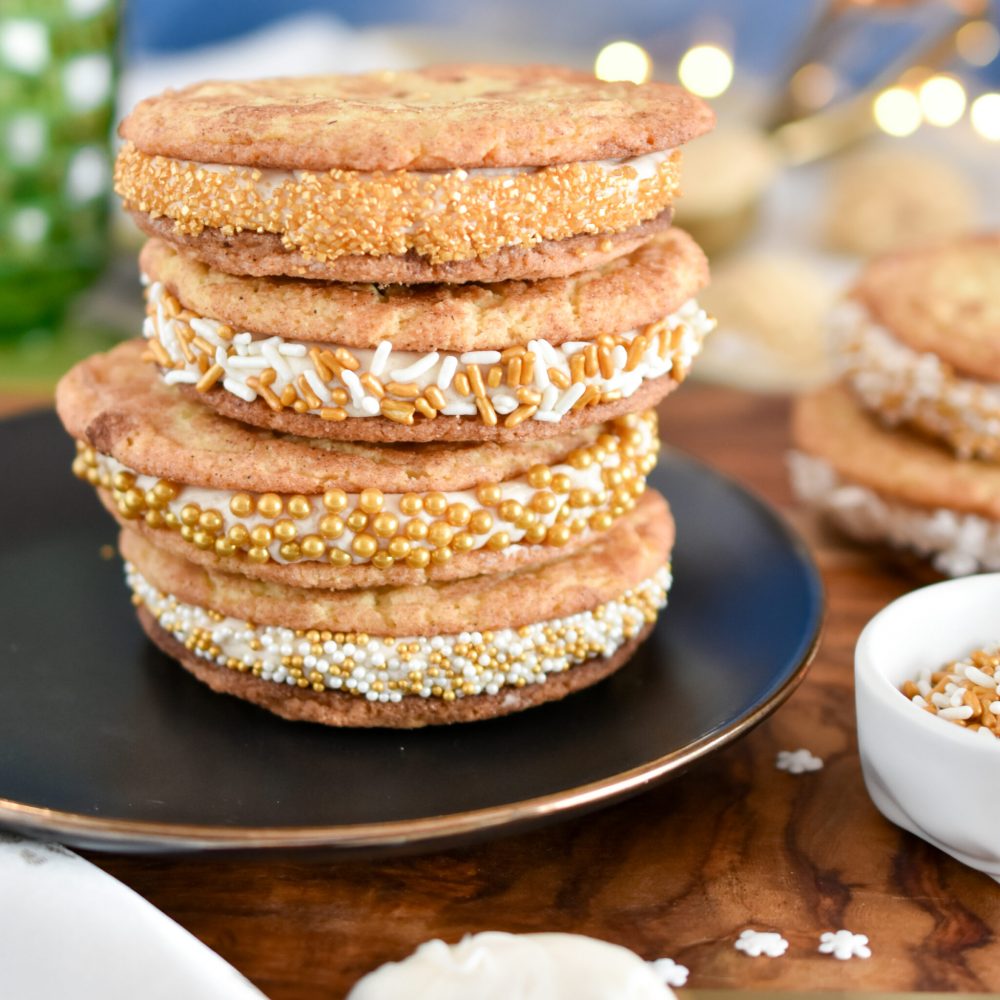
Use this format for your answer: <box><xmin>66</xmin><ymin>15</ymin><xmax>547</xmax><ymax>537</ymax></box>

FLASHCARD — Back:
<box><xmin>678</xmin><ymin>45</ymin><xmax>733</xmax><ymax>98</ymax></box>
<box><xmin>873</xmin><ymin>86</ymin><xmax>922</xmax><ymax>136</ymax></box>
<box><xmin>971</xmin><ymin>92</ymin><xmax>1000</xmax><ymax>140</ymax></box>
<box><xmin>594</xmin><ymin>41</ymin><xmax>652</xmax><ymax>84</ymax></box>
<box><xmin>790</xmin><ymin>62</ymin><xmax>838</xmax><ymax>108</ymax></box>
<box><xmin>956</xmin><ymin>20</ymin><xmax>1000</xmax><ymax>66</ymax></box>
<box><xmin>918</xmin><ymin>74</ymin><xmax>967</xmax><ymax>126</ymax></box>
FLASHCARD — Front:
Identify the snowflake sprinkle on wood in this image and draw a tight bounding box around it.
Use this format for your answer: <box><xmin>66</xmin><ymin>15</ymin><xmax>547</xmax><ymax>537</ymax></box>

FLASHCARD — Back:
<box><xmin>819</xmin><ymin>930</ymin><xmax>871</xmax><ymax>960</ymax></box>
<box><xmin>649</xmin><ymin>957</ymin><xmax>689</xmax><ymax>987</ymax></box>
<box><xmin>775</xmin><ymin>749</ymin><xmax>824</xmax><ymax>774</ymax></box>
<box><xmin>734</xmin><ymin>930</ymin><xmax>789</xmax><ymax>957</ymax></box>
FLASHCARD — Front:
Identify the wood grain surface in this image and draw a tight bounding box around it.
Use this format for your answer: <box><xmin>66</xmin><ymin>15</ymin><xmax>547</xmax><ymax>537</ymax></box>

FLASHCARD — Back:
<box><xmin>59</xmin><ymin>382</ymin><xmax>998</xmax><ymax>997</ymax></box>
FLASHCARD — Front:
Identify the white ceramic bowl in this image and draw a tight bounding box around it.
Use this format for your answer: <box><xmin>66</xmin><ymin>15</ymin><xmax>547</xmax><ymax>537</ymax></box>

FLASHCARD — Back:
<box><xmin>856</xmin><ymin>573</ymin><xmax>1000</xmax><ymax>882</ymax></box>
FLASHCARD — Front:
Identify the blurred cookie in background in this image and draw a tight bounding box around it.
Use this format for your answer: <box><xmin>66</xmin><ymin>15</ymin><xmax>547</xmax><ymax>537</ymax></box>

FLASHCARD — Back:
<box><xmin>823</xmin><ymin>147</ymin><xmax>977</xmax><ymax>257</ymax></box>
<box><xmin>695</xmin><ymin>250</ymin><xmax>835</xmax><ymax>391</ymax></box>
<box><xmin>672</xmin><ymin>127</ymin><xmax>778</xmax><ymax>257</ymax></box>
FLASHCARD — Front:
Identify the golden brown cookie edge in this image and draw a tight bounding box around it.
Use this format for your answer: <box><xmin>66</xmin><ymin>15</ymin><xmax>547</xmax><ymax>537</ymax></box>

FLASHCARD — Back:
<box><xmin>139</xmin><ymin>227</ymin><xmax>708</xmax><ymax>350</ymax></box>
<box><xmin>129</xmin><ymin>209</ymin><xmax>675</xmax><ymax>284</ymax></box>
<box><xmin>850</xmin><ymin>233</ymin><xmax>1000</xmax><ymax>381</ymax></box>
<box><xmin>792</xmin><ymin>381</ymin><xmax>1000</xmax><ymax>520</ymax></box>
<box><xmin>57</xmin><ymin>340</ymin><xmax>640</xmax><ymax>492</ymax></box>
<box><xmin>180</xmin><ymin>371</ymin><xmax>677</xmax><ymax>443</ymax></box>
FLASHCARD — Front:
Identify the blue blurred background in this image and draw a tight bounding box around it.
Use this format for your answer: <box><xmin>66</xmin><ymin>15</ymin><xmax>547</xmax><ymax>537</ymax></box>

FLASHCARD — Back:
<box><xmin>126</xmin><ymin>0</ymin><xmax>1000</xmax><ymax>89</ymax></box>
<box><xmin>2</xmin><ymin>0</ymin><xmax>998</xmax><ymax>395</ymax></box>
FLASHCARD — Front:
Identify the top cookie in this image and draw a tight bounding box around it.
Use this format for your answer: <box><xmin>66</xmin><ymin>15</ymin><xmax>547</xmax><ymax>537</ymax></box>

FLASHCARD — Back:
<box><xmin>114</xmin><ymin>64</ymin><xmax>713</xmax><ymax>281</ymax></box>
<box><xmin>850</xmin><ymin>234</ymin><xmax>1000</xmax><ymax>381</ymax></box>
<box><xmin>119</xmin><ymin>64</ymin><xmax>714</xmax><ymax>171</ymax></box>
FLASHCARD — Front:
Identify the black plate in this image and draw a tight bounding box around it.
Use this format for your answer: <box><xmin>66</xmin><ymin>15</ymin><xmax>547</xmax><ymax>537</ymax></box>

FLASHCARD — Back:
<box><xmin>0</xmin><ymin>410</ymin><xmax>822</xmax><ymax>853</ymax></box>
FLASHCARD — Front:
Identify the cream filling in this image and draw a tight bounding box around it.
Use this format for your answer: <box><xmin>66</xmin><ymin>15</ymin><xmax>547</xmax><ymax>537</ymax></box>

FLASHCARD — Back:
<box><xmin>789</xmin><ymin>450</ymin><xmax>1000</xmax><ymax>577</ymax></box>
<box><xmin>832</xmin><ymin>300</ymin><xmax>1000</xmax><ymax>459</ymax></box>
<box><xmin>128</xmin><ymin>563</ymin><xmax>671</xmax><ymax>702</ymax></box>
<box><xmin>143</xmin><ymin>278</ymin><xmax>712</xmax><ymax>426</ymax></box>
<box><xmin>93</xmin><ymin>414</ymin><xmax>657</xmax><ymax>565</ymax></box>
<box><xmin>196</xmin><ymin>148</ymin><xmax>676</xmax><ymax>203</ymax></box>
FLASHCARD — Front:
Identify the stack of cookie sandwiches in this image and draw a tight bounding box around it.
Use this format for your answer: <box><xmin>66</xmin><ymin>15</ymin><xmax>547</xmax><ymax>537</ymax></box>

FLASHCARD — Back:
<box><xmin>791</xmin><ymin>235</ymin><xmax>1000</xmax><ymax>577</ymax></box>
<box><xmin>56</xmin><ymin>65</ymin><xmax>716</xmax><ymax>726</ymax></box>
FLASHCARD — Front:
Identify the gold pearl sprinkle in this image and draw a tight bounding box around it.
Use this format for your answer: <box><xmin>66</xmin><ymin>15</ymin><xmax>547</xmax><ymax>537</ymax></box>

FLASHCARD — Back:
<box><xmin>274</xmin><ymin>519</ymin><xmax>297</xmax><ymax>543</ymax></box>
<box><xmin>346</xmin><ymin>509</ymin><xmax>368</xmax><ymax>532</ymax></box>
<box><xmin>372</xmin><ymin>512</ymin><xmax>398</xmax><ymax>538</ymax></box>
<box><xmin>352</xmin><ymin>533</ymin><xmax>378</xmax><ymax>558</ymax></box>
<box><xmin>287</xmin><ymin>495</ymin><xmax>312</xmax><ymax>519</ymax></box>
<box><xmin>319</xmin><ymin>514</ymin><xmax>345</xmax><ymax>539</ymax></box>
<box><xmin>257</xmin><ymin>493</ymin><xmax>283</xmax><ymax>519</ymax></box>
<box><xmin>323</xmin><ymin>488</ymin><xmax>348</xmax><ymax>513</ymax></box>
<box><xmin>358</xmin><ymin>488</ymin><xmax>384</xmax><ymax>514</ymax></box>
<box><xmin>78</xmin><ymin>411</ymin><xmax>660</xmax><ymax>573</ymax></box>
<box><xmin>230</xmin><ymin>493</ymin><xmax>254</xmax><ymax>517</ymax></box>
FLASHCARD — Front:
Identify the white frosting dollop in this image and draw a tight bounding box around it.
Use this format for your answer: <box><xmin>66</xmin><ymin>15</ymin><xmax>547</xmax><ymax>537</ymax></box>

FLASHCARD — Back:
<box><xmin>346</xmin><ymin>933</ymin><xmax>676</xmax><ymax>1000</ymax></box>
<box><xmin>789</xmin><ymin>449</ymin><xmax>1000</xmax><ymax>577</ymax></box>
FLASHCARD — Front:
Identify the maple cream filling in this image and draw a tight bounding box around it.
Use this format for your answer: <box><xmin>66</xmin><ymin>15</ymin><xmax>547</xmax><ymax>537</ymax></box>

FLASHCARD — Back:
<box><xmin>114</xmin><ymin>143</ymin><xmax>683</xmax><ymax>263</ymax></box>
<box><xmin>789</xmin><ymin>449</ymin><xmax>1000</xmax><ymax>578</ymax></box>
<box><xmin>141</xmin><ymin>278</ymin><xmax>712</xmax><ymax>428</ymax></box>
<box><xmin>128</xmin><ymin>562</ymin><xmax>671</xmax><ymax>701</ymax></box>
<box><xmin>73</xmin><ymin>413</ymin><xmax>658</xmax><ymax>569</ymax></box>
<box><xmin>833</xmin><ymin>300</ymin><xmax>1000</xmax><ymax>461</ymax></box>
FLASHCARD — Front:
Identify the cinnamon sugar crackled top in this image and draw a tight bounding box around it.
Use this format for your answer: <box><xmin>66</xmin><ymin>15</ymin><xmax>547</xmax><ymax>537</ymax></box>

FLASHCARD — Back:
<box><xmin>118</xmin><ymin>64</ymin><xmax>714</xmax><ymax>171</ymax></box>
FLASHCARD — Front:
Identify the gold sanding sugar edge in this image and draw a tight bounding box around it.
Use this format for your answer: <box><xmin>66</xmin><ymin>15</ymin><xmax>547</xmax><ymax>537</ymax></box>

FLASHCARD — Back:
<box><xmin>113</xmin><ymin>143</ymin><xmax>683</xmax><ymax>264</ymax></box>
<box><xmin>901</xmin><ymin>645</ymin><xmax>1000</xmax><ymax>738</ymax></box>
<box><xmin>72</xmin><ymin>412</ymin><xmax>659</xmax><ymax>570</ymax></box>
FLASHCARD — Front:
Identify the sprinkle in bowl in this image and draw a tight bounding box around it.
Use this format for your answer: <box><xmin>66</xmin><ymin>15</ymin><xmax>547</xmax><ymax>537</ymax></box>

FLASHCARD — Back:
<box><xmin>855</xmin><ymin>573</ymin><xmax>1000</xmax><ymax>882</ymax></box>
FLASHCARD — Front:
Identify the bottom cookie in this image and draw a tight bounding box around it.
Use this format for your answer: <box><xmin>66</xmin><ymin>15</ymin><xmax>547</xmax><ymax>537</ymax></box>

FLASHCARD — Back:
<box><xmin>130</xmin><ymin>208</ymin><xmax>675</xmax><ymax>284</ymax></box>
<box><xmin>791</xmin><ymin>382</ymin><xmax>1000</xmax><ymax>577</ymax></box>
<box><xmin>137</xmin><ymin>608</ymin><xmax>653</xmax><ymax>728</ymax></box>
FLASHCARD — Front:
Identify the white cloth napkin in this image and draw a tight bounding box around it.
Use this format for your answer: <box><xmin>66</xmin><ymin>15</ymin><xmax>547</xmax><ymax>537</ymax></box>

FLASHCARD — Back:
<box><xmin>0</xmin><ymin>835</ymin><xmax>267</xmax><ymax>1000</ymax></box>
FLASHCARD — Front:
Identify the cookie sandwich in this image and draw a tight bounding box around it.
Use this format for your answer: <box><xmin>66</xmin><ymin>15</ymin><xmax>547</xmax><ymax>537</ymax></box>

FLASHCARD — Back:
<box><xmin>56</xmin><ymin>63</ymin><xmax>716</xmax><ymax>726</ymax></box>
<box><xmin>136</xmin><ymin>228</ymin><xmax>711</xmax><ymax>442</ymax></box>
<box><xmin>58</xmin><ymin>340</ymin><xmax>660</xmax><ymax>589</ymax></box>
<box><xmin>120</xmin><ymin>491</ymin><xmax>674</xmax><ymax>727</ymax></box>
<box><xmin>113</xmin><ymin>64</ymin><xmax>714</xmax><ymax>284</ymax></box>
<box><xmin>833</xmin><ymin>235</ymin><xmax>1000</xmax><ymax>461</ymax></box>
<box><xmin>791</xmin><ymin>235</ymin><xmax>1000</xmax><ymax>577</ymax></box>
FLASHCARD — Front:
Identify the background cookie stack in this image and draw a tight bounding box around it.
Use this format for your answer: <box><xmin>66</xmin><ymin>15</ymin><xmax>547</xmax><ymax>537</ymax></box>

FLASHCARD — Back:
<box><xmin>57</xmin><ymin>65</ymin><xmax>715</xmax><ymax>726</ymax></box>
<box><xmin>791</xmin><ymin>235</ymin><xmax>1000</xmax><ymax>578</ymax></box>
